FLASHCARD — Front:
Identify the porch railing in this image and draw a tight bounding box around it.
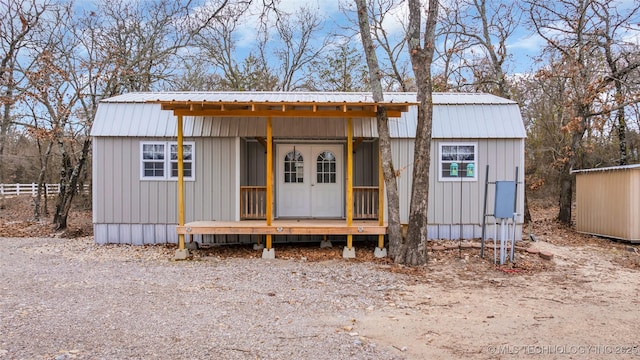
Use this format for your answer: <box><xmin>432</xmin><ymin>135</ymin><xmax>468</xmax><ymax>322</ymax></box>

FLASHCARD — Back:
<box><xmin>353</xmin><ymin>186</ymin><xmax>379</xmax><ymax>219</ymax></box>
<box><xmin>240</xmin><ymin>185</ymin><xmax>380</xmax><ymax>220</ymax></box>
<box><xmin>240</xmin><ymin>186</ymin><xmax>267</xmax><ymax>219</ymax></box>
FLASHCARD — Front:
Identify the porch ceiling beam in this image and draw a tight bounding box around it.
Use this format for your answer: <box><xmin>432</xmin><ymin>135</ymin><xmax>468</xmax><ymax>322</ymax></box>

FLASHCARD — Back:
<box><xmin>255</xmin><ymin>137</ymin><xmax>267</xmax><ymax>149</ymax></box>
<box><xmin>353</xmin><ymin>137</ymin><xmax>365</xmax><ymax>152</ymax></box>
<box><xmin>171</xmin><ymin>109</ymin><xmax>404</xmax><ymax>118</ymax></box>
<box><xmin>156</xmin><ymin>101</ymin><xmax>412</xmax><ymax>116</ymax></box>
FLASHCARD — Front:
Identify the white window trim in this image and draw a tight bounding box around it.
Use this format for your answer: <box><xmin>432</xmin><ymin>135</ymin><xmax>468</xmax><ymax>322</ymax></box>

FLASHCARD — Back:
<box><xmin>140</xmin><ymin>141</ymin><xmax>195</xmax><ymax>181</ymax></box>
<box><xmin>438</xmin><ymin>142</ymin><xmax>478</xmax><ymax>182</ymax></box>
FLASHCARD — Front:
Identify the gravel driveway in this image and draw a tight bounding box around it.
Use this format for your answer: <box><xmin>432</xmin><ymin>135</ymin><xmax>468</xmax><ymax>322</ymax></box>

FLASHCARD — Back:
<box><xmin>0</xmin><ymin>237</ymin><xmax>409</xmax><ymax>360</ymax></box>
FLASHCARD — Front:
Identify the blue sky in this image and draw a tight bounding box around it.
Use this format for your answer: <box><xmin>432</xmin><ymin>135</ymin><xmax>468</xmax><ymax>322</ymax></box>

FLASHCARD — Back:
<box><xmin>229</xmin><ymin>0</ymin><xmax>639</xmax><ymax>77</ymax></box>
<box><xmin>228</xmin><ymin>0</ymin><xmax>545</xmax><ymax>75</ymax></box>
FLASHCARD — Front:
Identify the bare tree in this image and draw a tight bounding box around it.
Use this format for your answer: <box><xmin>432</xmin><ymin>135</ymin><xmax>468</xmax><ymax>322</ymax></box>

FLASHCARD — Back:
<box><xmin>398</xmin><ymin>0</ymin><xmax>439</xmax><ymax>265</ymax></box>
<box><xmin>354</xmin><ymin>0</ymin><xmax>404</xmax><ymax>261</ymax></box>
<box><xmin>273</xmin><ymin>6</ymin><xmax>329</xmax><ymax>91</ymax></box>
<box><xmin>342</xmin><ymin>0</ymin><xmax>414</xmax><ymax>91</ymax></box>
<box><xmin>43</xmin><ymin>0</ymin><xmax>233</xmax><ymax>229</ymax></box>
<box><xmin>591</xmin><ymin>1</ymin><xmax>640</xmax><ymax>166</ymax></box>
<box><xmin>526</xmin><ymin>0</ymin><xmax>640</xmax><ymax>224</ymax></box>
<box><xmin>441</xmin><ymin>0</ymin><xmax>520</xmax><ymax>95</ymax></box>
<box><xmin>306</xmin><ymin>42</ymin><xmax>369</xmax><ymax>91</ymax></box>
<box><xmin>0</xmin><ymin>0</ymin><xmax>49</xmax><ymax>190</ymax></box>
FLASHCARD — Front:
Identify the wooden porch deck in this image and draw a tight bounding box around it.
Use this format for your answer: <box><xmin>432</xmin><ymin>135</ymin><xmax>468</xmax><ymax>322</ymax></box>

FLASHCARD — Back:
<box><xmin>176</xmin><ymin>219</ymin><xmax>387</xmax><ymax>236</ymax></box>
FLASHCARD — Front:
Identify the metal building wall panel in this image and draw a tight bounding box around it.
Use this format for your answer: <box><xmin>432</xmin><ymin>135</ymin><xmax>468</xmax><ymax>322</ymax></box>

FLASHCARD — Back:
<box><xmin>93</xmin><ymin>137</ymin><xmax>238</xmax><ymax>225</ymax></box>
<box><xmin>94</xmin><ymin>224</ymin><xmax>108</xmax><ymax>245</ymax></box>
<box><xmin>575</xmin><ymin>166</ymin><xmax>640</xmax><ymax>241</ymax></box>
<box><xmin>130</xmin><ymin>224</ymin><xmax>144</xmax><ymax>246</ymax></box>
<box><xmin>118</xmin><ymin>225</ymin><xmax>130</xmax><ymax>245</ymax></box>
<box><xmin>352</xmin><ymin>141</ymin><xmax>377</xmax><ymax>186</ymax></box>
<box><xmin>632</xmin><ymin>171</ymin><xmax>640</xmax><ymax>240</ymax></box>
<box><xmin>390</xmin><ymin>139</ymin><xmax>415</xmax><ymax>223</ymax></box>
<box><xmin>392</xmin><ymin>138</ymin><xmax>524</xmax><ymax>239</ymax></box>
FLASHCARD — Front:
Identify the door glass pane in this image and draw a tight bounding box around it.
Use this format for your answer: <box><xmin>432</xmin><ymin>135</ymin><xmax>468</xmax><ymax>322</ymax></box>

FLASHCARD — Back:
<box><xmin>316</xmin><ymin>151</ymin><xmax>336</xmax><ymax>184</ymax></box>
<box><xmin>284</xmin><ymin>150</ymin><xmax>304</xmax><ymax>183</ymax></box>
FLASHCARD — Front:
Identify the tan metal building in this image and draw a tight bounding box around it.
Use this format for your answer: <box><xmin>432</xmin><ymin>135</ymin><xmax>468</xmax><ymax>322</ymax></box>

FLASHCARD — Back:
<box><xmin>573</xmin><ymin>165</ymin><xmax>640</xmax><ymax>242</ymax></box>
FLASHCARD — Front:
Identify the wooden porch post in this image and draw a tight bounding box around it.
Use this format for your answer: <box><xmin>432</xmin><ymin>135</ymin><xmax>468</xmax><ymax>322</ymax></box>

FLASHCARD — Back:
<box><xmin>378</xmin><ymin>144</ymin><xmax>385</xmax><ymax>249</ymax></box>
<box><xmin>174</xmin><ymin>114</ymin><xmax>188</xmax><ymax>259</ymax></box>
<box><xmin>265</xmin><ymin>116</ymin><xmax>273</xmax><ymax>252</ymax></box>
<box><xmin>345</xmin><ymin>117</ymin><xmax>354</xmax><ymax>256</ymax></box>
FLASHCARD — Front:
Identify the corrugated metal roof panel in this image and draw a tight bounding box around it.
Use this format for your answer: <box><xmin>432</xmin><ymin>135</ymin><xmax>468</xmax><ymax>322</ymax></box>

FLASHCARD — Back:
<box><xmin>92</xmin><ymin>92</ymin><xmax>525</xmax><ymax>139</ymax></box>
<box><xmin>100</xmin><ymin>91</ymin><xmax>515</xmax><ymax>105</ymax></box>
<box><xmin>390</xmin><ymin>102</ymin><xmax>525</xmax><ymax>139</ymax></box>
<box><xmin>572</xmin><ymin>164</ymin><xmax>640</xmax><ymax>173</ymax></box>
<box><xmin>101</xmin><ymin>91</ymin><xmax>413</xmax><ymax>104</ymax></box>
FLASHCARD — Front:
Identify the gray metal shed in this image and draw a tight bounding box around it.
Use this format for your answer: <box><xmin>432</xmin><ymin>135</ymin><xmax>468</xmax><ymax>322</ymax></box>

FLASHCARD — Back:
<box><xmin>90</xmin><ymin>91</ymin><xmax>526</xmax><ymax>246</ymax></box>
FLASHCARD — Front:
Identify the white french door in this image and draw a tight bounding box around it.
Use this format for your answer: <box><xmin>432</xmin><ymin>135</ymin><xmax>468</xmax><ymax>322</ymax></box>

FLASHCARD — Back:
<box><xmin>276</xmin><ymin>144</ymin><xmax>343</xmax><ymax>218</ymax></box>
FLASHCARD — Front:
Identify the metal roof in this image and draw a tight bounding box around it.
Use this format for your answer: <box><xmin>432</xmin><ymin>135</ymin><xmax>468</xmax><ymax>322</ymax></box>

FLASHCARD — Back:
<box><xmin>572</xmin><ymin>164</ymin><xmax>640</xmax><ymax>174</ymax></box>
<box><xmin>92</xmin><ymin>91</ymin><xmax>525</xmax><ymax>139</ymax></box>
<box><xmin>101</xmin><ymin>91</ymin><xmax>515</xmax><ymax>105</ymax></box>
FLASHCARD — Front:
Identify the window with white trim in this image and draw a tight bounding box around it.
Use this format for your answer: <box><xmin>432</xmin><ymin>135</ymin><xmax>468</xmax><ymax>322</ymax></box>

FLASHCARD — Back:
<box><xmin>439</xmin><ymin>143</ymin><xmax>477</xmax><ymax>181</ymax></box>
<box><xmin>284</xmin><ymin>150</ymin><xmax>304</xmax><ymax>183</ymax></box>
<box><xmin>141</xmin><ymin>141</ymin><xmax>195</xmax><ymax>180</ymax></box>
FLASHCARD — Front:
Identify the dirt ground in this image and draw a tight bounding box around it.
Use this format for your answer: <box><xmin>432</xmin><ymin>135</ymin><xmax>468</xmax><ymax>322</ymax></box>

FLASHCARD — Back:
<box><xmin>1</xmin><ymin>196</ymin><xmax>640</xmax><ymax>359</ymax></box>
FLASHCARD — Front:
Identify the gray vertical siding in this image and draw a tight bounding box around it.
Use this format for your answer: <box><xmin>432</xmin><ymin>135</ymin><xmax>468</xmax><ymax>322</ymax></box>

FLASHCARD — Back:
<box><xmin>241</xmin><ymin>139</ymin><xmax>267</xmax><ymax>186</ymax></box>
<box><xmin>391</xmin><ymin>137</ymin><xmax>525</xmax><ymax>240</ymax></box>
<box><xmin>353</xmin><ymin>140</ymin><xmax>378</xmax><ymax>186</ymax></box>
<box><xmin>93</xmin><ymin>136</ymin><xmax>237</xmax><ymax>244</ymax></box>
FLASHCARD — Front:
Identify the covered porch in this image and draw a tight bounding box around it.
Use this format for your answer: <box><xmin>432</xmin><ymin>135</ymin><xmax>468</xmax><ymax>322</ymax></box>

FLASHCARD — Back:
<box><xmin>151</xmin><ymin>94</ymin><xmax>414</xmax><ymax>259</ymax></box>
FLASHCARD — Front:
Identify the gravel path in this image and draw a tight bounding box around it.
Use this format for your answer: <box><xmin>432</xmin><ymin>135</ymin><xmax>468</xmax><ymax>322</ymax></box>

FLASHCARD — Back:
<box><xmin>0</xmin><ymin>237</ymin><xmax>410</xmax><ymax>360</ymax></box>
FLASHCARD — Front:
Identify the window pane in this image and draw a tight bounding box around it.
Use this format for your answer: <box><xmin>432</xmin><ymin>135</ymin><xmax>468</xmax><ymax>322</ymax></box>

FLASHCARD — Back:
<box><xmin>144</xmin><ymin>162</ymin><xmax>164</xmax><ymax>177</ymax></box>
<box><xmin>440</xmin><ymin>144</ymin><xmax>476</xmax><ymax>180</ymax></box>
<box><xmin>284</xmin><ymin>150</ymin><xmax>303</xmax><ymax>183</ymax></box>
<box><xmin>442</xmin><ymin>146</ymin><xmax>456</xmax><ymax>161</ymax></box>
<box><xmin>442</xmin><ymin>162</ymin><xmax>457</xmax><ymax>177</ymax></box>
<box><xmin>170</xmin><ymin>162</ymin><xmax>192</xmax><ymax>178</ymax></box>
<box><xmin>316</xmin><ymin>151</ymin><xmax>336</xmax><ymax>184</ymax></box>
<box><xmin>143</xmin><ymin>144</ymin><xmax>164</xmax><ymax>160</ymax></box>
<box><xmin>458</xmin><ymin>146</ymin><xmax>474</xmax><ymax>161</ymax></box>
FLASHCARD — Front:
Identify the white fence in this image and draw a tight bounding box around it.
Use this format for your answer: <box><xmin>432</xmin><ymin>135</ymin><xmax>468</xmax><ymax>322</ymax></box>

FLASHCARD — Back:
<box><xmin>0</xmin><ymin>183</ymin><xmax>90</xmax><ymax>196</ymax></box>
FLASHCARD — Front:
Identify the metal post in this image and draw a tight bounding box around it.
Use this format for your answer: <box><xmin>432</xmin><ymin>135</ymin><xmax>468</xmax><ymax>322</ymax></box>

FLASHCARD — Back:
<box><xmin>480</xmin><ymin>165</ymin><xmax>489</xmax><ymax>258</ymax></box>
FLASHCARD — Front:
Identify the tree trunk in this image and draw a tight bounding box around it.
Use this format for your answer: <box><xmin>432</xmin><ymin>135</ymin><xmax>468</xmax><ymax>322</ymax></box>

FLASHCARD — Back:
<box><xmin>34</xmin><ymin>139</ymin><xmax>55</xmax><ymax>220</ymax></box>
<box><xmin>523</xmin><ymin>189</ymin><xmax>532</xmax><ymax>224</ymax></box>
<box><xmin>377</xmin><ymin>109</ymin><xmax>403</xmax><ymax>259</ymax></box>
<box><xmin>558</xmin><ymin>120</ymin><xmax>585</xmax><ymax>224</ymax></box>
<box><xmin>615</xmin><ymin>84</ymin><xmax>627</xmax><ymax>166</ymax></box>
<box><xmin>396</xmin><ymin>0</ymin><xmax>439</xmax><ymax>265</ymax></box>
<box><xmin>354</xmin><ymin>0</ymin><xmax>403</xmax><ymax>256</ymax></box>
<box><xmin>53</xmin><ymin>138</ymin><xmax>91</xmax><ymax>230</ymax></box>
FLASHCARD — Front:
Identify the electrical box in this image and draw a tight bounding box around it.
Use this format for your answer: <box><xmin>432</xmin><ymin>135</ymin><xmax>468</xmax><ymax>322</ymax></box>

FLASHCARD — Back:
<box><xmin>494</xmin><ymin>181</ymin><xmax>516</xmax><ymax>218</ymax></box>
